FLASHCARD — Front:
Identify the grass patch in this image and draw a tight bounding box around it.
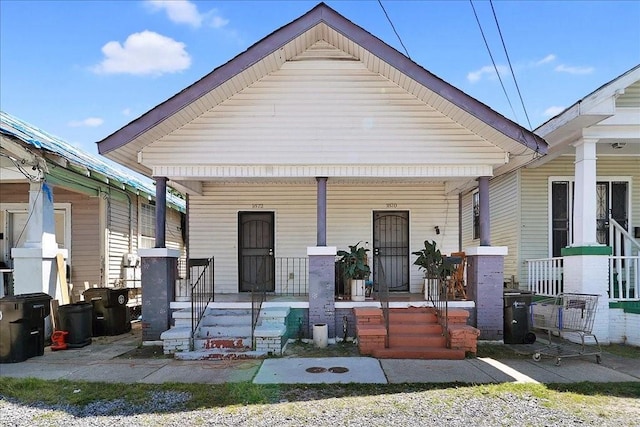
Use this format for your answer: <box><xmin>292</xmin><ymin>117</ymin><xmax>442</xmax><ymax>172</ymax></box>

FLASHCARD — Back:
<box><xmin>602</xmin><ymin>343</ymin><xmax>640</xmax><ymax>359</ymax></box>
<box><xmin>3</xmin><ymin>377</ymin><xmax>638</xmax><ymax>410</ymax></box>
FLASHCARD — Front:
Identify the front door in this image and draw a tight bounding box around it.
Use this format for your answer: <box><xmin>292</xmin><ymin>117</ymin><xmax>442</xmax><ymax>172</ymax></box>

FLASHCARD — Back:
<box><xmin>373</xmin><ymin>211</ymin><xmax>409</xmax><ymax>292</ymax></box>
<box><xmin>238</xmin><ymin>212</ymin><xmax>274</xmax><ymax>292</ymax></box>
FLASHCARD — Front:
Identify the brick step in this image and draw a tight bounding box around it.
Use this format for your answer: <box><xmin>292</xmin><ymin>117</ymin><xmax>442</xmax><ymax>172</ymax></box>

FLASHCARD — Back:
<box><xmin>389</xmin><ymin>307</ymin><xmax>437</xmax><ymax>314</ymax></box>
<box><xmin>388</xmin><ymin>333</ymin><xmax>446</xmax><ymax>348</ymax></box>
<box><xmin>388</xmin><ymin>323</ymin><xmax>442</xmax><ymax>335</ymax></box>
<box><xmin>387</xmin><ymin>311</ymin><xmax>438</xmax><ymax>324</ymax></box>
<box><xmin>371</xmin><ymin>346</ymin><xmax>466</xmax><ymax>360</ymax></box>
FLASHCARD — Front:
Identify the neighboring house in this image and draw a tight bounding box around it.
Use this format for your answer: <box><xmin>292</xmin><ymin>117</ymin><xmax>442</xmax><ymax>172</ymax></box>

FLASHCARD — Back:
<box><xmin>97</xmin><ymin>3</ymin><xmax>547</xmax><ymax>346</ymax></box>
<box><xmin>0</xmin><ymin>111</ymin><xmax>186</xmax><ymax>307</ymax></box>
<box><xmin>462</xmin><ymin>65</ymin><xmax>640</xmax><ymax>345</ymax></box>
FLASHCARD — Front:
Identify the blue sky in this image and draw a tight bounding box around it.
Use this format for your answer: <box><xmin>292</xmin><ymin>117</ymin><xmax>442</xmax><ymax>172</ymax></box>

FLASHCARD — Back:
<box><xmin>1</xmin><ymin>0</ymin><xmax>639</xmax><ymax>157</ymax></box>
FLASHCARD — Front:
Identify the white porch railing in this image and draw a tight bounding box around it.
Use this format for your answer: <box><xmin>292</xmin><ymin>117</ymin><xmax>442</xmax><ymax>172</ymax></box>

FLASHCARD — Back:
<box><xmin>609</xmin><ymin>218</ymin><xmax>639</xmax><ymax>301</ymax></box>
<box><xmin>527</xmin><ymin>257</ymin><xmax>564</xmax><ymax>296</ymax></box>
<box><xmin>527</xmin><ymin>216</ymin><xmax>639</xmax><ymax>300</ymax></box>
<box><xmin>609</xmin><ymin>256</ymin><xmax>639</xmax><ymax>300</ymax></box>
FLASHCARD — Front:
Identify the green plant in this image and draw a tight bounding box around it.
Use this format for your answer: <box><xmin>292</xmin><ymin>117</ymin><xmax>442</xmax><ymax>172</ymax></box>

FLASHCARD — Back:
<box><xmin>412</xmin><ymin>240</ymin><xmax>452</xmax><ymax>279</ymax></box>
<box><xmin>337</xmin><ymin>242</ymin><xmax>371</xmax><ymax>281</ymax></box>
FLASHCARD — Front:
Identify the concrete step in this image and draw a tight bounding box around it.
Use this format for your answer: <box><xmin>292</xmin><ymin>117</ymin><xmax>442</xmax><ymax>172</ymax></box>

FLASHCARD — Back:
<box><xmin>197</xmin><ymin>324</ymin><xmax>252</xmax><ymax>338</ymax></box>
<box><xmin>199</xmin><ymin>315</ymin><xmax>252</xmax><ymax>326</ymax></box>
<box><xmin>388</xmin><ymin>333</ymin><xmax>446</xmax><ymax>348</ymax></box>
<box><xmin>193</xmin><ymin>336</ymin><xmax>252</xmax><ymax>351</ymax></box>
<box><xmin>371</xmin><ymin>346</ymin><xmax>466</xmax><ymax>360</ymax></box>
<box><xmin>174</xmin><ymin>348</ymin><xmax>267</xmax><ymax>361</ymax></box>
<box><xmin>203</xmin><ymin>308</ymin><xmax>252</xmax><ymax>316</ymax></box>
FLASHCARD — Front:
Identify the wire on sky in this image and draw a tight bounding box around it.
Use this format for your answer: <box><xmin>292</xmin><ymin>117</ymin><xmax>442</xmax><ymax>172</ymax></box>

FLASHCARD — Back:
<box><xmin>378</xmin><ymin>0</ymin><xmax>411</xmax><ymax>59</ymax></box>
<box><xmin>469</xmin><ymin>0</ymin><xmax>520</xmax><ymax>124</ymax></box>
<box><xmin>489</xmin><ymin>0</ymin><xmax>533</xmax><ymax>131</ymax></box>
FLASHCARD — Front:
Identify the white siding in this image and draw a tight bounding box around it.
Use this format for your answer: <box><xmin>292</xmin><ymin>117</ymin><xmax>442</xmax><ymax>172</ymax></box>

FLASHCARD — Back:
<box><xmin>143</xmin><ymin>44</ymin><xmax>504</xmax><ymax>171</ymax></box>
<box><xmin>107</xmin><ymin>196</ymin><xmax>133</xmax><ymax>286</ymax></box>
<box><xmin>190</xmin><ymin>182</ymin><xmax>458</xmax><ymax>293</ymax></box>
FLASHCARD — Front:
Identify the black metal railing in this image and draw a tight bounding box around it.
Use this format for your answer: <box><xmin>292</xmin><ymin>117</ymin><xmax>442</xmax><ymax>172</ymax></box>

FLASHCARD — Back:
<box><xmin>250</xmin><ymin>256</ymin><xmax>271</xmax><ymax>349</ymax></box>
<box><xmin>426</xmin><ymin>277</ymin><xmax>448</xmax><ymax>336</ymax></box>
<box><xmin>274</xmin><ymin>257</ymin><xmax>308</xmax><ymax>295</ymax></box>
<box><xmin>189</xmin><ymin>257</ymin><xmax>214</xmax><ymax>351</ymax></box>
<box><xmin>374</xmin><ymin>257</ymin><xmax>390</xmax><ymax>348</ymax></box>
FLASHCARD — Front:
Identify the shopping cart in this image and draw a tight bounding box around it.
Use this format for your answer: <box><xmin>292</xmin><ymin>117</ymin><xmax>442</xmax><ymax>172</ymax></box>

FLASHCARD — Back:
<box><xmin>529</xmin><ymin>293</ymin><xmax>602</xmax><ymax>365</ymax></box>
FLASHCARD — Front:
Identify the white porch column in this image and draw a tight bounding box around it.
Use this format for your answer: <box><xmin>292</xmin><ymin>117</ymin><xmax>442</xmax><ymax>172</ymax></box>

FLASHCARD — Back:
<box><xmin>572</xmin><ymin>138</ymin><xmax>598</xmax><ymax>246</ymax></box>
<box><xmin>11</xmin><ymin>182</ymin><xmax>67</xmax><ymax>297</ymax></box>
<box><xmin>562</xmin><ymin>137</ymin><xmax>610</xmax><ymax>343</ymax></box>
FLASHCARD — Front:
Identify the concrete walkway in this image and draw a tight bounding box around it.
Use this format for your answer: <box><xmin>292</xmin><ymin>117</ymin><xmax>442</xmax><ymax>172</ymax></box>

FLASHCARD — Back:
<box><xmin>1</xmin><ymin>328</ymin><xmax>638</xmax><ymax>385</ymax></box>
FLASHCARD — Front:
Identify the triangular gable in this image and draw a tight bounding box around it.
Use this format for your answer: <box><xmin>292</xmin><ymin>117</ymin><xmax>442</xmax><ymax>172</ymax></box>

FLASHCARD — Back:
<box><xmin>97</xmin><ymin>2</ymin><xmax>546</xmax><ymax>177</ymax></box>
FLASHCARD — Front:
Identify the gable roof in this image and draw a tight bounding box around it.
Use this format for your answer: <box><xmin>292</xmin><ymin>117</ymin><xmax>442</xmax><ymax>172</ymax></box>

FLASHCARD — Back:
<box><xmin>97</xmin><ymin>2</ymin><xmax>546</xmax><ymax>177</ymax></box>
<box><xmin>0</xmin><ymin>111</ymin><xmax>185</xmax><ymax>212</ymax></box>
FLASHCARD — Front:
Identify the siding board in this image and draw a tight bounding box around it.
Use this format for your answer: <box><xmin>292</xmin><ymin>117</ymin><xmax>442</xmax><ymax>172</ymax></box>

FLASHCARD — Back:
<box><xmin>190</xmin><ymin>182</ymin><xmax>458</xmax><ymax>294</ymax></box>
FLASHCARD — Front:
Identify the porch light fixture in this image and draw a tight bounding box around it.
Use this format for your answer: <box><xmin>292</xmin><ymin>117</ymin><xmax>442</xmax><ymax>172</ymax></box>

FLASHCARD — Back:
<box><xmin>611</xmin><ymin>142</ymin><xmax>626</xmax><ymax>150</ymax></box>
<box><xmin>434</xmin><ymin>226</ymin><xmax>440</xmax><ymax>235</ymax></box>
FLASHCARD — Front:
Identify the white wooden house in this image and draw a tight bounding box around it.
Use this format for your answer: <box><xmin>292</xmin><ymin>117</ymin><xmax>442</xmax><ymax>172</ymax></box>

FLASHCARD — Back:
<box><xmin>97</xmin><ymin>3</ymin><xmax>548</xmax><ymax>353</ymax></box>
<box><xmin>462</xmin><ymin>65</ymin><xmax>640</xmax><ymax>345</ymax></box>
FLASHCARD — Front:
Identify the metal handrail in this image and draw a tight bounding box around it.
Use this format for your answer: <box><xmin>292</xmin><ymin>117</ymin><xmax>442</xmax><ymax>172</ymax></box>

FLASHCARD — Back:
<box><xmin>374</xmin><ymin>257</ymin><xmax>390</xmax><ymax>347</ymax></box>
<box><xmin>190</xmin><ymin>257</ymin><xmax>214</xmax><ymax>351</ymax></box>
<box><xmin>251</xmin><ymin>256</ymin><xmax>271</xmax><ymax>349</ymax></box>
<box><xmin>425</xmin><ymin>276</ymin><xmax>448</xmax><ymax>338</ymax></box>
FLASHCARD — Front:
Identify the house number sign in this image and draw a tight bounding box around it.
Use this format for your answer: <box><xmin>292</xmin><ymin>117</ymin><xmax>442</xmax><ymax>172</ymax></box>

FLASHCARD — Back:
<box><xmin>386</xmin><ymin>203</ymin><xmax>398</xmax><ymax>208</ymax></box>
<box><xmin>252</xmin><ymin>204</ymin><xmax>264</xmax><ymax>208</ymax></box>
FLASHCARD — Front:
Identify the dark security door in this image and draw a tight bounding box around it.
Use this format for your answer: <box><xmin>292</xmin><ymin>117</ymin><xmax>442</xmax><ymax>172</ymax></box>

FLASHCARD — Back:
<box><xmin>238</xmin><ymin>212</ymin><xmax>275</xmax><ymax>292</ymax></box>
<box><xmin>373</xmin><ymin>211</ymin><xmax>409</xmax><ymax>292</ymax></box>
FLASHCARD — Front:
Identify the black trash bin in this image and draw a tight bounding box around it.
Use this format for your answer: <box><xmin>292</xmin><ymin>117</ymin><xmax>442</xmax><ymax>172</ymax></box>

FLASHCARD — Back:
<box><xmin>0</xmin><ymin>292</ymin><xmax>52</xmax><ymax>363</ymax></box>
<box><xmin>83</xmin><ymin>288</ymin><xmax>131</xmax><ymax>336</ymax></box>
<box><xmin>58</xmin><ymin>302</ymin><xmax>93</xmax><ymax>348</ymax></box>
<box><xmin>503</xmin><ymin>289</ymin><xmax>536</xmax><ymax>344</ymax></box>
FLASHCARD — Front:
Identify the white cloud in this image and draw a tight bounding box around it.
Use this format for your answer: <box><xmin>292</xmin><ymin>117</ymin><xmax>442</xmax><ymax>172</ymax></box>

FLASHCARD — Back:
<box><xmin>543</xmin><ymin>106</ymin><xmax>566</xmax><ymax>117</ymax></box>
<box><xmin>535</xmin><ymin>54</ymin><xmax>556</xmax><ymax>66</ymax></box>
<box><xmin>146</xmin><ymin>0</ymin><xmax>229</xmax><ymax>29</ymax></box>
<box><xmin>92</xmin><ymin>31</ymin><xmax>191</xmax><ymax>76</ymax></box>
<box><xmin>68</xmin><ymin>117</ymin><xmax>104</xmax><ymax>128</ymax></box>
<box><xmin>467</xmin><ymin>65</ymin><xmax>508</xmax><ymax>83</ymax></box>
<box><xmin>210</xmin><ymin>14</ymin><xmax>230</xmax><ymax>29</ymax></box>
<box><xmin>555</xmin><ymin>64</ymin><xmax>594</xmax><ymax>75</ymax></box>
<box><xmin>122</xmin><ymin>108</ymin><xmax>131</xmax><ymax>116</ymax></box>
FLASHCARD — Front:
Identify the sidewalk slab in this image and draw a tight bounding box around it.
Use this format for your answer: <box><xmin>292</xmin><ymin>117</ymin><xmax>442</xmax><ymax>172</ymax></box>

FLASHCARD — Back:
<box><xmin>140</xmin><ymin>360</ymin><xmax>261</xmax><ymax>384</ymax></box>
<box><xmin>494</xmin><ymin>359</ymin><xmax>640</xmax><ymax>383</ymax></box>
<box><xmin>254</xmin><ymin>357</ymin><xmax>386</xmax><ymax>384</ymax></box>
<box><xmin>381</xmin><ymin>359</ymin><xmax>513</xmax><ymax>384</ymax></box>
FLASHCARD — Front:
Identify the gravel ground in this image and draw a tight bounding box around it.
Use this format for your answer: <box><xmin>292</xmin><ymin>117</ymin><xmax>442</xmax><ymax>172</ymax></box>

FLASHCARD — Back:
<box><xmin>2</xmin><ymin>387</ymin><xmax>638</xmax><ymax>427</ymax></box>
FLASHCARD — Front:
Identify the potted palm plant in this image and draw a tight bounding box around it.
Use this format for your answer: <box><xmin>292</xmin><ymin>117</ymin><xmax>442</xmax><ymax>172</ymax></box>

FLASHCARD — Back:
<box><xmin>337</xmin><ymin>242</ymin><xmax>371</xmax><ymax>302</ymax></box>
<box><xmin>412</xmin><ymin>240</ymin><xmax>452</xmax><ymax>300</ymax></box>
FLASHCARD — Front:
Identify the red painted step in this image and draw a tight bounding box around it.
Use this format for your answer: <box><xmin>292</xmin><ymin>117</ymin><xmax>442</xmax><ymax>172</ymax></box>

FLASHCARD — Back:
<box><xmin>388</xmin><ymin>333</ymin><xmax>446</xmax><ymax>348</ymax></box>
<box><xmin>388</xmin><ymin>323</ymin><xmax>442</xmax><ymax>335</ymax></box>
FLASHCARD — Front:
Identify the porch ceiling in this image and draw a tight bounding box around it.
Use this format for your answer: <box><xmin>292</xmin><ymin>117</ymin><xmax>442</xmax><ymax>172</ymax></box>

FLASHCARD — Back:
<box><xmin>97</xmin><ymin>3</ymin><xmax>546</xmax><ymax>184</ymax></box>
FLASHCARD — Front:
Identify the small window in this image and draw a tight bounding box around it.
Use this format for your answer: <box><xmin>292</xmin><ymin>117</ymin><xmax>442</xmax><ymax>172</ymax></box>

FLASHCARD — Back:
<box><xmin>472</xmin><ymin>191</ymin><xmax>480</xmax><ymax>240</ymax></box>
<box><xmin>140</xmin><ymin>202</ymin><xmax>156</xmax><ymax>248</ymax></box>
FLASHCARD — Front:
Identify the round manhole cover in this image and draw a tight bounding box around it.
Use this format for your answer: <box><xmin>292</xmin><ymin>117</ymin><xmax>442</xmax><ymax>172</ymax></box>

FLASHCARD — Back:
<box><xmin>328</xmin><ymin>367</ymin><xmax>349</xmax><ymax>374</ymax></box>
<box><xmin>306</xmin><ymin>367</ymin><xmax>327</xmax><ymax>373</ymax></box>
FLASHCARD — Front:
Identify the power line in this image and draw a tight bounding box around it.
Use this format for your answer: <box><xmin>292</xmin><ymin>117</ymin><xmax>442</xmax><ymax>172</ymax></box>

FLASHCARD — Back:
<box><xmin>377</xmin><ymin>0</ymin><xmax>411</xmax><ymax>59</ymax></box>
<box><xmin>489</xmin><ymin>0</ymin><xmax>533</xmax><ymax>131</ymax></box>
<box><xmin>469</xmin><ymin>0</ymin><xmax>520</xmax><ymax>124</ymax></box>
